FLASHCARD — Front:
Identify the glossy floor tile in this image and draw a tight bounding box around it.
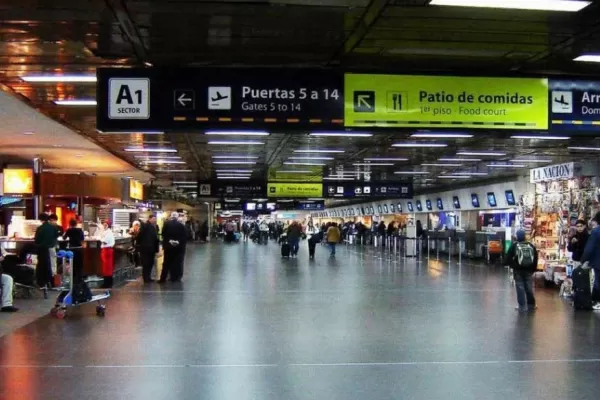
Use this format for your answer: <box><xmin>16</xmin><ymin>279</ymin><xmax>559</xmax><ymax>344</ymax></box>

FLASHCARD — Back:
<box><xmin>1</xmin><ymin>241</ymin><xmax>600</xmax><ymax>400</ymax></box>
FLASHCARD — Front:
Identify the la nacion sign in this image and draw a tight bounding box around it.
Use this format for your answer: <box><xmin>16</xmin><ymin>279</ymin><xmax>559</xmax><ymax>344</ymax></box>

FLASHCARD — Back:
<box><xmin>530</xmin><ymin>162</ymin><xmax>575</xmax><ymax>183</ymax></box>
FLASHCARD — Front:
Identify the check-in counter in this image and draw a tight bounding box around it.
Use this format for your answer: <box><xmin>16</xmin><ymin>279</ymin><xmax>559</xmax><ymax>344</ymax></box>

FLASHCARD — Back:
<box><xmin>428</xmin><ymin>230</ymin><xmax>455</xmax><ymax>254</ymax></box>
<box><xmin>475</xmin><ymin>231</ymin><xmax>505</xmax><ymax>258</ymax></box>
<box><xmin>0</xmin><ymin>236</ymin><xmax>133</xmax><ymax>286</ymax></box>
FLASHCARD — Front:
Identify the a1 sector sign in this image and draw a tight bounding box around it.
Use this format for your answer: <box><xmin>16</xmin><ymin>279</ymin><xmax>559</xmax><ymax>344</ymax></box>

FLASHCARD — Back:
<box><xmin>97</xmin><ymin>68</ymin><xmax>344</xmax><ymax>132</ymax></box>
<box><xmin>344</xmin><ymin>74</ymin><xmax>548</xmax><ymax>129</ymax></box>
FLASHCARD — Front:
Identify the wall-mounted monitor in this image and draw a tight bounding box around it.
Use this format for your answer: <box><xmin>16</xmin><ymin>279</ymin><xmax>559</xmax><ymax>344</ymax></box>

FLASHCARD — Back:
<box><xmin>471</xmin><ymin>194</ymin><xmax>480</xmax><ymax>208</ymax></box>
<box><xmin>425</xmin><ymin>199</ymin><xmax>432</xmax><ymax>211</ymax></box>
<box><xmin>453</xmin><ymin>196</ymin><xmax>461</xmax><ymax>209</ymax></box>
<box><xmin>416</xmin><ymin>200</ymin><xmax>423</xmax><ymax>212</ymax></box>
<box><xmin>383</xmin><ymin>204</ymin><xmax>389</xmax><ymax>213</ymax></box>
<box><xmin>245</xmin><ymin>202</ymin><xmax>256</xmax><ymax>211</ymax></box>
<box><xmin>266</xmin><ymin>202</ymin><xmax>276</xmax><ymax>210</ymax></box>
<box><xmin>437</xmin><ymin>198</ymin><xmax>443</xmax><ymax>210</ymax></box>
<box><xmin>398</xmin><ymin>203</ymin><xmax>403</xmax><ymax>213</ymax></box>
<box><xmin>505</xmin><ymin>190</ymin><xmax>516</xmax><ymax>206</ymax></box>
<box><xmin>361</xmin><ymin>207</ymin><xmax>366</xmax><ymax>215</ymax></box>
<box><xmin>377</xmin><ymin>205</ymin><xmax>382</xmax><ymax>213</ymax></box>
<box><xmin>369</xmin><ymin>206</ymin><xmax>375</xmax><ymax>214</ymax></box>
<box><xmin>357</xmin><ymin>207</ymin><xmax>361</xmax><ymax>215</ymax></box>
<box><xmin>487</xmin><ymin>192</ymin><xmax>497</xmax><ymax>207</ymax></box>
<box><xmin>407</xmin><ymin>202</ymin><xmax>414</xmax><ymax>212</ymax></box>
<box><xmin>390</xmin><ymin>204</ymin><xmax>396</xmax><ymax>213</ymax></box>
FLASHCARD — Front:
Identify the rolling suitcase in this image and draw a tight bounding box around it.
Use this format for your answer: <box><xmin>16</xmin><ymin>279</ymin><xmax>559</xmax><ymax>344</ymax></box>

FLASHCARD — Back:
<box><xmin>281</xmin><ymin>243</ymin><xmax>291</xmax><ymax>258</ymax></box>
<box><xmin>572</xmin><ymin>266</ymin><xmax>593</xmax><ymax>310</ymax></box>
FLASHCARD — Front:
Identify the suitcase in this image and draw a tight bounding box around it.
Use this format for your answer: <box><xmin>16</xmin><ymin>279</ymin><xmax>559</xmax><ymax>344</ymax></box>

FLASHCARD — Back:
<box><xmin>572</xmin><ymin>267</ymin><xmax>593</xmax><ymax>310</ymax></box>
<box><xmin>281</xmin><ymin>243</ymin><xmax>291</xmax><ymax>258</ymax></box>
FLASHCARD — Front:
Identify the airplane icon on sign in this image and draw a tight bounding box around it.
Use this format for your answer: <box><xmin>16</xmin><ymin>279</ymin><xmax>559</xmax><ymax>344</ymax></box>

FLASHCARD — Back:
<box><xmin>211</xmin><ymin>92</ymin><xmax>228</xmax><ymax>102</ymax></box>
<box><xmin>208</xmin><ymin>87</ymin><xmax>232</xmax><ymax>110</ymax></box>
<box><xmin>554</xmin><ymin>94</ymin><xmax>569</xmax><ymax>106</ymax></box>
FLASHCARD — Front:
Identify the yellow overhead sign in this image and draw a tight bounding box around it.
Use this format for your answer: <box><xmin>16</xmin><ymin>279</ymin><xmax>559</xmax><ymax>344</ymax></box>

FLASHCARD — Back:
<box><xmin>344</xmin><ymin>74</ymin><xmax>548</xmax><ymax>129</ymax></box>
<box><xmin>267</xmin><ymin>182</ymin><xmax>323</xmax><ymax>198</ymax></box>
<box><xmin>267</xmin><ymin>166</ymin><xmax>323</xmax><ymax>182</ymax></box>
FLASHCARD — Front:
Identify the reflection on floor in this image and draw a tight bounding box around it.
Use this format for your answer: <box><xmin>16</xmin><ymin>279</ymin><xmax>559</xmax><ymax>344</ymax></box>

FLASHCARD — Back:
<box><xmin>1</xmin><ymin>241</ymin><xmax>599</xmax><ymax>400</ymax></box>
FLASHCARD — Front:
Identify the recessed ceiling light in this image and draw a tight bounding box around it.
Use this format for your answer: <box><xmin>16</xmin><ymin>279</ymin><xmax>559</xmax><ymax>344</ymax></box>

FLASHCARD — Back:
<box><xmin>457</xmin><ymin>151</ymin><xmax>506</xmax><ymax>156</ymax></box>
<box><xmin>144</xmin><ymin>62</ymin><xmax>153</xmax><ymax>67</ymax></box>
<box><xmin>392</xmin><ymin>143</ymin><xmax>448</xmax><ymax>148</ymax></box>
<box><xmin>211</xmin><ymin>155</ymin><xmax>259</xmax><ymax>159</ymax></box>
<box><xmin>173</xmin><ymin>181</ymin><xmax>197</xmax><ymax>184</ymax></box>
<box><xmin>141</xmin><ymin>160</ymin><xmax>186</xmax><ymax>164</ymax></box>
<box><xmin>411</xmin><ymin>133</ymin><xmax>473</xmax><ymax>138</ymax></box>
<box><xmin>568</xmin><ymin>146</ymin><xmax>600</xmax><ymax>151</ymax></box>
<box><xmin>438</xmin><ymin>157</ymin><xmax>482</xmax><ymax>162</ymax></box>
<box><xmin>438</xmin><ymin>175</ymin><xmax>471</xmax><ymax>179</ymax></box>
<box><xmin>293</xmin><ymin>149</ymin><xmax>345</xmax><ymax>153</ymax></box>
<box><xmin>134</xmin><ymin>155</ymin><xmax>182</xmax><ymax>160</ymax></box>
<box><xmin>574</xmin><ymin>55</ymin><xmax>600</xmax><ymax>63</ymax></box>
<box><xmin>309</xmin><ymin>132</ymin><xmax>372</xmax><ymax>137</ymax></box>
<box><xmin>23</xmin><ymin>131</ymin><xmax>34</xmax><ymax>135</ymax></box>
<box><xmin>288</xmin><ymin>156</ymin><xmax>334</xmax><ymax>160</ymax></box>
<box><xmin>510</xmin><ymin>158</ymin><xmax>552</xmax><ymax>163</ymax></box>
<box><xmin>208</xmin><ymin>141</ymin><xmax>264</xmax><ymax>145</ymax></box>
<box><xmin>429</xmin><ymin>0</ymin><xmax>591</xmax><ymax>12</ymax></box>
<box><xmin>364</xmin><ymin>157</ymin><xmax>409</xmax><ymax>161</ymax></box>
<box><xmin>352</xmin><ymin>163</ymin><xmax>394</xmax><ymax>166</ymax></box>
<box><xmin>284</xmin><ymin>162</ymin><xmax>327</xmax><ymax>166</ymax></box>
<box><xmin>125</xmin><ymin>147</ymin><xmax>177</xmax><ymax>153</ymax></box>
<box><xmin>422</xmin><ymin>163</ymin><xmax>463</xmax><ymax>167</ymax></box>
<box><xmin>155</xmin><ymin>169</ymin><xmax>193</xmax><ymax>173</ymax></box>
<box><xmin>451</xmin><ymin>172</ymin><xmax>489</xmax><ymax>176</ymax></box>
<box><xmin>214</xmin><ymin>169</ymin><xmax>253</xmax><ymax>173</ymax></box>
<box><xmin>216</xmin><ymin>174</ymin><xmax>252</xmax><ymax>178</ymax></box>
<box><xmin>395</xmin><ymin>171</ymin><xmax>430</xmax><ymax>175</ymax></box>
<box><xmin>21</xmin><ymin>75</ymin><xmax>97</xmax><ymax>83</ymax></box>
<box><xmin>216</xmin><ymin>176</ymin><xmax>251</xmax><ymax>180</ymax></box>
<box><xmin>125</xmin><ymin>176</ymin><xmax>134</xmax><ymax>179</ymax></box>
<box><xmin>53</xmin><ymin>144</ymin><xmax>63</xmax><ymax>148</ymax></box>
<box><xmin>510</xmin><ymin>135</ymin><xmax>569</xmax><ymax>140</ymax></box>
<box><xmin>54</xmin><ymin>99</ymin><xmax>97</xmax><ymax>106</ymax></box>
<box><xmin>487</xmin><ymin>163</ymin><xmax>526</xmax><ymax>168</ymax></box>
<box><xmin>75</xmin><ymin>154</ymin><xmax>83</xmax><ymax>158</ymax></box>
<box><xmin>323</xmin><ymin>177</ymin><xmax>356</xmax><ymax>181</ymax></box>
<box><xmin>212</xmin><ymin>161</ymin><xmax>256</xmax><ymax>165</ymax></box>
<box><xmin>205</xmin><ymin>131</ymin><xmax>269</xmax><ymax>136</ymax></box>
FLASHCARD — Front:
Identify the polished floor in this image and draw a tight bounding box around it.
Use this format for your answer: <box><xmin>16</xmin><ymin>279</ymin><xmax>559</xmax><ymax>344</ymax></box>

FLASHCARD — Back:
<box><xmin>1</xmin><ymin>240</ymin><xmax>600</xmax><ymax>400</ymax></box>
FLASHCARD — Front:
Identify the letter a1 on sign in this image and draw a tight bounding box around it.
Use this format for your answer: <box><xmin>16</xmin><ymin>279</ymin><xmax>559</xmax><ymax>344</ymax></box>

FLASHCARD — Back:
<box><xmin>108</xmin><ymin>78</ymin><xmax>150</xmax><ymax>119</ymax></box>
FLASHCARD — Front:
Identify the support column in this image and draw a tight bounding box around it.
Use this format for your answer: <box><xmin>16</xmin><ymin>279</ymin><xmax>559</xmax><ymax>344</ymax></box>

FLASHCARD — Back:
<box><xmin>33</xmin><ymin>157</ymin><xmax>43</xmax><ymax>218</ymax></box>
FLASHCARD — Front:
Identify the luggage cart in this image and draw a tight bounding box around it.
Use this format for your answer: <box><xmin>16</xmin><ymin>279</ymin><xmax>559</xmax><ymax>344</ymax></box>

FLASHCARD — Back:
<box><xmin>50</xmin><ymin>250</ymin><xmax>110</xmax><ymax>319</ymax></box>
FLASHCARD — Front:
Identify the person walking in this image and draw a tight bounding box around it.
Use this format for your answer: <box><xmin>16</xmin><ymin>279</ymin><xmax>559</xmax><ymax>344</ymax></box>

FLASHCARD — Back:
<box><xmin>100</xmin><ymin>220</ymin><xmax>115</xmax><ymax>288</ymax></box>
<box><xmin>581</xmin><ymin>212</ymin><xmax>600</xmax><ymax>309</ymax></box>
<box><xmin>63</xmin><ymin>218</ymin><xmax>85</xmax><ymax>285</ymax></box>
<box><xmin>307</xmin><ymin>223</ymin><xmax>320</xmax><ymax>259</ymax></box>
<box><xmin>137</xmin><ymin>215</ymin><xmax>160</xmax><ymax>283</ymax></box>
<box><xmin>161</xmin><ymin>212</ymin><xmax>188</xmax><ymax>283</ymax></box>
<box><xmin>326</xmin><ymin>223</ymin><xmax>341</xmax><ymax>258</ymax></box>
<box><xmin>568</xmin><ymin>219</ymin><xmax>590</xmax><ymax>264</ymax></box>
<box><xmin>34</xmin><ymin>214</ymin><xmax>58</xmax><ymax>288</ymax></box>
<box><xmin>287</xmin><ymin>221</ymin><xmax>302</xmax><ymax>257</ymax></box>
<box><xmin>505</xmin><ymin>229</ymin><xmax>538</xmax><ymax>312</ymax></box>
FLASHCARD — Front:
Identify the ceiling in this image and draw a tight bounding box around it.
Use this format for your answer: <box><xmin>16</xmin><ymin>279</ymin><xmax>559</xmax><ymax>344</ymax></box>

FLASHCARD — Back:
<box><xmin>1</xmin><ymin>0</ymin><xmax>600</xmax><ymax>199</ymax></box>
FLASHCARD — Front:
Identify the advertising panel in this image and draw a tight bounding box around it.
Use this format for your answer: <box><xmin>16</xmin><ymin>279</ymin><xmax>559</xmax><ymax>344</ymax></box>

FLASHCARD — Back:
<box><xmin>129</xmin><ymin>179</ymin><xmax>144</xmax><ymax>200</ymax></box>
<box><xmin>267</xmin><ymin>183</ymin><xmax>323</xmax><ymax>198</ymax></box>
<box><xmin>344</xmin><ymin>74</ymin><xmax>548</xmax><ymax>129</ymax></box>
<box><xmin>2</xmin><ymin>169</ymin><xmax>33</xmax><ymax>196</ymax></box>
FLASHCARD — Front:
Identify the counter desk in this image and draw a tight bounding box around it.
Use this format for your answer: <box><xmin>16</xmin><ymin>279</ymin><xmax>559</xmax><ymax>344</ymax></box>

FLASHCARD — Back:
<box><xmin>0</xmin><ymin>237</ymin><xmax>134</xmax><ymax>286</ymax></box>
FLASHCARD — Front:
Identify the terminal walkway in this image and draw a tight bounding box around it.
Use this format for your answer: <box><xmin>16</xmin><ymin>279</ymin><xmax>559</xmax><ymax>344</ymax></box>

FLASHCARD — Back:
<box><xmin>1</xmin><ymin>241</ymin><xmax>599</xmax><ymax>399</ymax></box>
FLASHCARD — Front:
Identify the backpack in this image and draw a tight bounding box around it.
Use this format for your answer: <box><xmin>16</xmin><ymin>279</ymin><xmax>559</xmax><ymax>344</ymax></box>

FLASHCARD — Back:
<box><xmin>515</xmin><ymin>242</ymin><xmax>535</xmax><ymax>269</ymax></box>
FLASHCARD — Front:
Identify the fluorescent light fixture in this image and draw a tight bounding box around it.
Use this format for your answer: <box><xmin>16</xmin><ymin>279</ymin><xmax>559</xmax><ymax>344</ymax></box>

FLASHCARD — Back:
<box><xmin>141</xmin><ymin>160</ymin><xmax>186</xmax><ymax>164</ymax></box>
<box><xmin>439</xmin><ymin>175</ymin><xmax>471</xmax><ymax>179</ymax></box>
<box><xmin>173</xmin><ymin>181</ymin><xmax>197</xmax><ymax>184</ymax></box>
<box><xmin>422</xmin><ymin>163</ymin><xmax>463</xmax><ymax>167</ymax></box>
<box><xmin>21</xmin><ymin>75</ymin><xmax>97</xmax><ymax>83</ymax></box>
<box><xmin>568</xmin><ymin>146</ymin><xmax>600</xmax><ymax>151</ymax></box>
<box><xmin>395</xmin><ymin>171</ymin><xmax>430</xmax><ymax>175</ymax></box>
<box><xmin>308</xmin><ymin>198</ymin><xmax>324</xmax><ymax>201</ymax></box>
<box><xmin>293</xmin><ymin>149</ymin><xmax>345</xmax><ymax>153</ymax></box>
<box><xmin>574</xmin><ymin>55</ymin><xmax>600</xmax><ymax>63</ymax></box>
<box><xmin>276</xmin><ymin>170</ymin><xmax>313</xmax><ymax>173</ymax></box>
<box><xmin>309</xmin><ymin>132</ymin><xmax>372</xmax><ymax>137</ymax></box>
<box><xmin>125</xmin><ymin>147</ymin><xmax>177</xmax><ymax>153</ymax></box>
<box><xmin>176</xmin><ymin>185</ymin><xmax>198</xmax><ymax>188</ymax></box>
<box><xmin>211</xmin><ymin>155</ymin><xmax>259</xmax><ymax>159</ymax></box>
<box><xmin>392</xmin><ymin>143</ymin><xmax>448</xmax><ymax>148</ymax></box>
<box><xmin>487</xmin><ymin>163</ymin><xmax>526</xmax><ymax>168</ymax></box>
<box><xmin>411</xmin><ymin>133</ymin><xmax>473</xmax><ymax>138</ymax></box>
<box><xmin>284</xmin><ymin>162</ymin><xmax>326</xmax><ymax>166</ymax></box>
<box><xmin>457</xmin><ymin>151</ymin><xmax>506</xmax><ymax>156</ymax></box>
<box><xmin>212</xmin><ymin>161</ymin><xmax>256</xmax><ymax>165</ymax></box>
<box><xmin>154</xmin><ymin>169</ymin><xmax>192</xmax><ymax>173</ymax></box>
<box><xmin>54</xmin><ymin>99</ymin><xmax>97</xmax><ymax>106</ymax></box>
<box><xmin>134</xmin><ymin>155</ymin><xmax>182</xmax><ymax>160</ymax></box>
<box><xmin>216</xmin><ymin>174</ymin><xmax>252</xmax><ymax>178</ymax></box>
<box><xmin>352</xmin><ymin>163</ymin><xmax>394</xmax><ymax>166</ymax></box>
<box><xmin>98</xmin><ymin>130</ymin><xmax>164</xmax><ymax>134</ymax></box>
<box><xmin>288</xmin><ymin>156</ymin><xmax>334</xmax><ymax>160</ymax></box>
<box><xmin>364</xmin><ymin>157</ymin><xmax>409</xmax><ymax>161</ymax></box>
<box><xmin>510</xmin><ymin>158</ymin><xmax>552</xmax><ymax>163</ymax></box>
<box><xmin>208</xmin><ymin>141</ymin><xmax>264</xmax><ymax>145</ymax></box>
<box><xmin>217</xmin><ymin>176</ymin><xmax>251</xmax><ymax>179</ymax></box>
<box><xmin>451</xmin><ymin>172</ymin><xmax>489</xmax><ymax>176</ymax></box>
<box><xmin>205</xmin><ymin>131</ymin><xmax>269</xmax><ymax>136</ymax></box>
<box><xmin>429</xmin><ymin>0</ymin><xmax>591</xmax><ymax>12</ymax></box>
<box><xmin>510</xmin><ymin>135</ymin><xmax>569</xmax><ymax>140</ymax></box>
<box><xmin>323</xmin><ymin>177</ymin><xmax>356</xmax><ymax>181</ymax></box>
<box><xmin>439</xmin><ymin>157</ymin><xmax>482</xmax><ymax>162</ymax></box>
<box><xmin>214</xmin><ymin>169</ymin><xmax>253</xmax><ymax>173</ymax></box>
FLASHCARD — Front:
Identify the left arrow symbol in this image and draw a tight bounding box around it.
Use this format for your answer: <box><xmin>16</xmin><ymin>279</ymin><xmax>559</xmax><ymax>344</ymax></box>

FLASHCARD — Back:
<box><xmin>178</xmin><ymin>93</ymin><xmax>192</xmax><ymax>106</ymax></box>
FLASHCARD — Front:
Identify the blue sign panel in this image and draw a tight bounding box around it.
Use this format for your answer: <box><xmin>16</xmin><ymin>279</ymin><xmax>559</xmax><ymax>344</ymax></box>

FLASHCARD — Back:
<box><xmin>549</xmin><ymin>80</ymin><xmax>600</xmax><ymax>130</ymax></box>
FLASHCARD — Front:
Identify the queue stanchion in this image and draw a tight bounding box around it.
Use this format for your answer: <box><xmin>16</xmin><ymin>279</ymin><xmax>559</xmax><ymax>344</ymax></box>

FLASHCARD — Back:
<box><xmin>448</xmin><ymin>237</ymin><xmax>452</xmax><ymax>265</ymax></box>
<box><xmin>436</xmin><ymin>238</ymin><xmax>440</xmax><ymax>261</ymax></box>
<box><xmin>427</xmin><ymin>237</ymin><xmax>431</xmax><ymax>260</ymax></box>
<box><xmin>458</xmin><ymin>239</ymin><xmax>463</xmax><ymax>266</ymax></box>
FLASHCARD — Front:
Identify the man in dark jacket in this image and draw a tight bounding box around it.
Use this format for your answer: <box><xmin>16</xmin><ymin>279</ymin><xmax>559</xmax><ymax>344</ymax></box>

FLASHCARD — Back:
<box><xmin>161</xmin><ymin>212</ymin><xmax>188</xmax><ymax>282</ymax></box>
<box><xmin>34</xmin><ymin>214</ymin><xmax>58</xmax><ymax>287</ymax></box>
<box><xmin>505</xmin><ymin>229</ymin><xmax>538</xmax><ymax>312</ymax></box>
<box><xmin>568</xmin><ymin>219</ymin><xmax>589</xmax><ymax>263</ymax></box>
<box><xmin>136</xmin><ymin>215</ymin><xmax>159</xmax><ymax>283</ymax></box>
<box><xmin>580</xmin><ymin>213</ymin><xmax>600</xmax><ymax>308</ymax></box>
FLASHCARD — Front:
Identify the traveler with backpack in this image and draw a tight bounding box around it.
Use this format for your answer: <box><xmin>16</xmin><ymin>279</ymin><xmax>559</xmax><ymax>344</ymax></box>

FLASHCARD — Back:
<box><xmin>580</xmin><ymin>212</ymin><xmax>600</xmax><ymax>309</ymax></box>
<box><xmin>505</xmin><ymin>229</ymin><xmax>538</xmax><ymax>312</ymax></box>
